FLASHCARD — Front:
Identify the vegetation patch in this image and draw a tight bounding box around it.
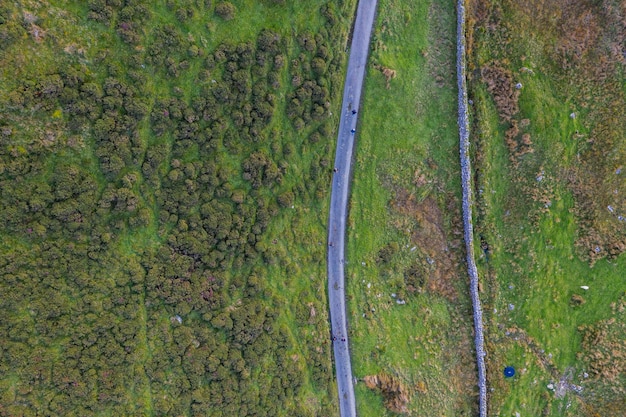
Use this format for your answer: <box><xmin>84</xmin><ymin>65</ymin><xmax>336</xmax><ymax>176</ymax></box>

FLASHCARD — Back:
<box><xmin>0</xmin><ymin>0</ymin><xmax>356</xmax><ymax>415</ymax></box>
<box><xmin>346</xmin><ymin>0</ymin><xmax>476</xmax><ymax>415</ymax></box>
<box><xmin>468</xmin><ymin>0</ymin><xmax>626</xmax><ymax>415</ymax></box>
<box><xmin>363</xmin><ymin>373</ymin><xmax>411</xmax><ymax>414</ymax></box>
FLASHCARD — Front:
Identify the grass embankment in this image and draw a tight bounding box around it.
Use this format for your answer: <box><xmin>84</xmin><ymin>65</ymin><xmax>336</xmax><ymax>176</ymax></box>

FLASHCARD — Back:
<box><xmin>468</xmin><ymin>1</ymin><xmax>626</xmax><ymax>415</ymax></box>
<box><xmin>346</xmin><ymin>0</ymin><xmax>476</xmax><ymax>415</ymax></box>
<box><xmin>0</xmin><ymin>0</ymin><xmax>357</xmax><ymax>415</ymax></box>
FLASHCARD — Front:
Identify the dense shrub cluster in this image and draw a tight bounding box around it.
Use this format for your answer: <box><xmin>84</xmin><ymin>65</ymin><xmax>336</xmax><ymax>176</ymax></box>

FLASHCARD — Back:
<box><xmin>88</xmin><ymin>0</ymin><xmax>150</xmax><ymax>44</ymax></box>
<box><xmin>286</xmin><ymin>27</ymin><xmax>338</xmax><ymax>130</ymax></box>
<box><xmin>0</xmin><ymin>0</ymin><xmax>349</xmax><ymax>415</ymax></box>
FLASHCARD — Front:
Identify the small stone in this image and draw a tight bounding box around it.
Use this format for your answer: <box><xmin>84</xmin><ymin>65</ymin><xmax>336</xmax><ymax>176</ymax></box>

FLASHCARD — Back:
<box><xmin>569</xmin><ymin>112</ymin><xmax>576</xmax><ymax>119</ymax></box>
<box><xmin>508</xmin><ymin>304</ymin><xmax>515</xmax><ymax>311</ymax></box>
<box><xmin>515</xmin><ymin>82</ymin><xmax>523</xmax><ymax>89</ymax></box>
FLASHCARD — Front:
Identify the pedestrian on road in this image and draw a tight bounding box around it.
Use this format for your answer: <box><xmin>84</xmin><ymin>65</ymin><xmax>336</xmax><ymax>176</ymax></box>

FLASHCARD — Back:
<box><xmin>333</xmin><ymin>168</ymin><xmax>338</xmax><ymax>172</ymax></box>
<box><xmin>352</xmin><ymin>109</ymin><xmax>357</xmax><ymax>115</ymax></box>
<box><xmin>351</xmin><ymin>129</ymin><xmax>356</xmax><ymax>133</ymax></box>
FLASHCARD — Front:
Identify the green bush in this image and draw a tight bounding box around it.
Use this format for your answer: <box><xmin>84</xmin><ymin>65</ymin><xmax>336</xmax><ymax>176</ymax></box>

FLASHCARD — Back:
<box><xmin>215</xmin><ymin>2</ymin><xmax>236</xmax><ymax>20</ymax></box>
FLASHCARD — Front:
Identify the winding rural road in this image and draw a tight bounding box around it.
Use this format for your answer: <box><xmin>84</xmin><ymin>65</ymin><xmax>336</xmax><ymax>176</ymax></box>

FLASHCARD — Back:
<box><xmin>327</xmin><ymin>1</ymin><xmax>378</xmax><ymax>416</ymax></box>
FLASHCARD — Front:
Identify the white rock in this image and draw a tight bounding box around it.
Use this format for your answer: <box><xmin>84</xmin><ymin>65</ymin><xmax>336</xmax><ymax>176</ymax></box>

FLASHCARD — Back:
<box><xmin>580</xmin><ymin>286</ymin><xmax>589</xmax><ymax>290</ymax></box>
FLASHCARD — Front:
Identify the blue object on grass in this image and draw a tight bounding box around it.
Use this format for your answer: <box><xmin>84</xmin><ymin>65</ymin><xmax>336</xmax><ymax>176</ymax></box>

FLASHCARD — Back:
<box><xmin>504</xmin><ymin>366</ymin><xmax>515</xmax><ymax>378</ymax></box>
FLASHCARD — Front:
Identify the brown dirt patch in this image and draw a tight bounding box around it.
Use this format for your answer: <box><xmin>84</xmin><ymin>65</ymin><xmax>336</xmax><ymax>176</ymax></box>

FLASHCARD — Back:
<box><xmin>391</xmin><ymin>188</ymin><xmax>460</xmax><ymax>301</ymax></box>
<box><xmin>480</xmin><ymin>64</ymin><xmax>519</xmax><ymax>122</ymax></box>
<box><xmin>480</xmin><ymin>64</ymin><xmax>534</xmax><ymax>166</ymax></box>
<box><xmin>373</xmin><ymin>63</ymin><xmax>397</xmax><ymax>89</ymax></box>
<box><xmin>363</xmin><ymin>373</ymin><xmax>411</xmax><ymax>414</ymax></box>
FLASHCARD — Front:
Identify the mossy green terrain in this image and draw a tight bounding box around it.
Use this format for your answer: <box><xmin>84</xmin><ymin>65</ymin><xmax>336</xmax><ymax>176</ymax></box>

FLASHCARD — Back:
<box><xmin>468</xmin><ymin>0</ymin><xmax>626</xmax><ymax>415</ymax></box>
<box><xmin>346</xmin><ymin>0</ymin><xmax>476</xmax><ymax>415</ymax></box>
<box><xmin>0</xmin><ymin>1</ymin><xmax>356</xmax><ymax>415</ymax></box>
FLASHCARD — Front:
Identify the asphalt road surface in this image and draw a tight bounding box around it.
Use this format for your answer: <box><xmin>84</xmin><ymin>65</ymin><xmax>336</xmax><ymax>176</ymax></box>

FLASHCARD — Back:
<box><xmin>327</xmin><ymin>1</ymin><xmax>378</xmax><ymax>416</ymax></box>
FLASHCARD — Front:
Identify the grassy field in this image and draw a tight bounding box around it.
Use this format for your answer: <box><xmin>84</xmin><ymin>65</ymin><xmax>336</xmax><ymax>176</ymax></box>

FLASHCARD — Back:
<box><xmin>468</xmin><ymin>0</ymin><xmax>626</xmax><ymax>415</ymax></box>
<box><xmin>346</xmin><ymin>0</ymin><xmax>477</xmax><ymax>415</ymax></box>
<box><xmin>1</xmin><ymin>0</ymin><xmax>357</xmax><ymax>415</ymax></box>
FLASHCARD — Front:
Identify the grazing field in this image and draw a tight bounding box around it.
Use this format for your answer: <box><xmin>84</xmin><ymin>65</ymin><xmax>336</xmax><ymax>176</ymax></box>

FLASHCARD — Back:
<box><xmin>346</xmin><ymin>0</ymin><xmax>477</xmax><ymax>415</ymax></box>
<box><xmin>0</xmin><ymin>1</ymin><xmax>357</xmax><ymax>415</ymax></box>
<box><xmin>468</xmin><ymin>0</ymin><xmax>626</xmax><ymax>415</ymax></box>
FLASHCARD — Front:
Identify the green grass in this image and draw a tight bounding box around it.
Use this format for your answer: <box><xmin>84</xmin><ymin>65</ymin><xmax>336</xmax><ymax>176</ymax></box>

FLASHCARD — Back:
<box><xmin>346</xmin><ymin>0</ymin><xmax>476</xmax><ymax>415</ymax></box>
<box><xmin>470</xmin><ymin>2</ymin><xmax>626</xmax><ymax>415</ymax></box>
